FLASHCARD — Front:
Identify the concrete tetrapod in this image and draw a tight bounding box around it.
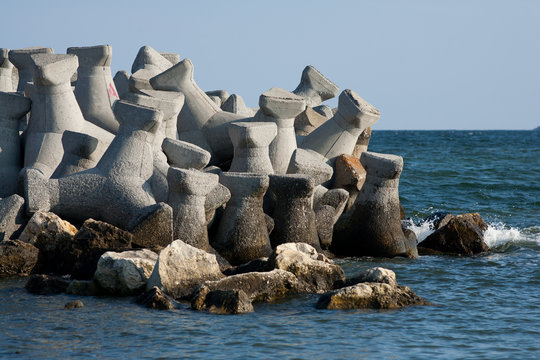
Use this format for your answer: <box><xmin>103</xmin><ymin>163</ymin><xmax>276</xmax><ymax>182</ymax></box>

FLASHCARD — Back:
<box><xmin>129</xmin><ymin>46</ymin><xmax>174</xmax><ymax>93</ymax></box>
<box><xmin>292</xmin><ymin>65</ymin><xmax>339</xmax><ymax>108</ymax></box>
<box><xmin>228</xmin><ymin>122</ymin><xmax>277</xmax><ymax>174</ymax></box>
<box><xmin>213</xmin><ymin>172</ymin><xmax>272</xmax><ymax>265</ymax></box>
<box><xmin>221</xmin><ymin>94</ymin><xmax>256</xmax><ymax>117</ymax></box>
<box><xmin>150</xmin><ymin>59</ymin><xmax>247</xmax><ymax>164</ymax></box>
<box><xmin>138</xmin><ymin>88</ymin><xmax>184</xmax><ymax>140</ymax></box>
<box><xmin>113</xmin><ymin>70</ymin><xmax>130</xmax><ymax>100</ymax></box>
<box><xmin>161</xmin><ymin>138</ymin><xmax>211</xmax><ymax>170</ymax></box>
<box><xmin>23</xmin><ymin>101</ymin><xmax>163</xmax><ymax>231</ymax></box>
<box><xmin>0</xmin><ymin>92</ymin><xmax>31</xmax><ymax>197</ymax></box>
<box><xmin>23</xmin><ymin>53</ymin><xmax>114</xmax><ymax>178</ymax></box>
<box><xmin>51</xmin><ymin>131</ymin><xmax>100</xmax><ymax>178</ymax></box>
<box><xmin>331</xmin><ymin>152</ymin><xmax>417</xmax><ymax>258</ymax></box>
<box><xmin>300</xmin><ymin>89</ymin><xmax>380</xmax><ymax>164</ymax></box>
<box><xmin>259</xmin><ymin>88</ymin><xmax>305</xmax><ymax>174</ymax></box>
<box><xmin>67</xmin><ymin>45</ymin><xmax>120</xmax><ymax>134</ymax></box>
<box><xmin>167</xmin><ymin>167</ymin><xmax>218</xmax><ymax>250</ymax></box>
<box><xmin>8</xmin><ymin>47</ymin><xmax>54</xmax><ymax>92</ymax></box>
<box><xmin>124</xmin><ymin>90</ymin><xmax>184</xmax><ymax>202</ymax></box>
<box><xmin>0</xmin><ymin>49</ymin><xmax>14</xmax><ymax>92</ymax></box>
<box><xmin>268</xmin><ymin>174</ymin><xmax>321</xmax><ymax>251</ymax></box>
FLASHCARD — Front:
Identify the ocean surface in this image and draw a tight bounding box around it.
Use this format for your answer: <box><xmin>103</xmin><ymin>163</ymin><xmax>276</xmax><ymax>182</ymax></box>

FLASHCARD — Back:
<box><xmin>1</xmin><ymin>130</ymin><xmax>538</xmax><ymax>359</ymax></box>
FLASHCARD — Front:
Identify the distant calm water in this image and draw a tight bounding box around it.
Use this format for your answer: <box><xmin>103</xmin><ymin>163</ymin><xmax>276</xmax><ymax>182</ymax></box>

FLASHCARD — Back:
<box><xmin>1</xmin><ymin>130</ymin><xmax>539</xmax><ymax>359</ymax></box>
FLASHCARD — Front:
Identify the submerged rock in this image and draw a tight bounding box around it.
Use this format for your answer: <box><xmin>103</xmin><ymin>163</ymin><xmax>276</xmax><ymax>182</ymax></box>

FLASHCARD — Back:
<box><xmin>25</xmin><ymin>274</ymin><xmax>70</xmax><ymax>295</ymax></box>
<box><xmin>193</xmin><ymin>269</ymin><xmax>299</xmax><ymax>303</ymax></box>
<box><xmin>191</xmin><ymin>288</ymin><xmax>254</xmax><ymax>314</ymax></box>
<box><xmin>136</xmin><ymin>286</ymin><xmax>176</xmax><ymax>310</ymax></box>
<box><xmin>316</xmin><ymin>282</ymin><xmax>430</xmax><ymax>310</ymax></box>
<box><xmin>418</xmin><ymin>213</ymin><xmax>488</xmax><ymax>255</ymax></box>
<box><xmin>64</xmin><ymin>300</ymin><xmax>84</xmax><ymax>309</ymax></box>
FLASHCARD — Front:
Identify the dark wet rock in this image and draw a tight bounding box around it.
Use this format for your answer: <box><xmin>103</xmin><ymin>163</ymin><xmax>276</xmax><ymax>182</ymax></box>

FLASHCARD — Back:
<box><xmin>222</xmin><ymin>257</ymin><xmax>269</xmax><ymax>276</ymax></box>
<box><xmin>66</xmin><ymin>279</ymin><xmax>102</xmax><ymax>296</ymax></box>
<box><xmin>191</xmin><ymin>288</ymin><xmax>253</xmax><ymax>314</ymax></box>
<box><xmin>64</xmin><ymin>300</ymin><xmax>84</xmax><ymax>309</ymax></box>
<box><xmin>316</xmin><ymin>282</ymin><xmax>430</xmax><ymax>310</ymax></box>
<box><xmin>418</xmin><ymin>213</ymin><xmax>489</xmax><ymax>256</ymax></box>
<box><xmin>423</xmin><ymin>212</ymin><xmax>454</xmax><ymax>230</ymax></box>
<box><xmin>136</xmin><ymin>286</ymin><xmax>176</xmax><ymax>310</ymax></box>
<box><xmin>70</xmin><ymin>219</ymin><xmax>133</xmax><ymax>279</ymax></box>
<box><xmin>194</xmin><ymin>269</ymin><xmax>299</xmax><ymax>303</ymax></box>
<box><xmin>0</xmin><ymin>240</ymin><xmax>39</xmax><ymax>276</ymax></box>
<box><xmin>25</xmin><ymin>274</ymin><xmax>70</xmax><ymax>295</ymax></box>
<box><xmin>334</xmin><ymin>154</ymin><xmax>365</xmax><ymax>212</ymax></box>
<box><xmin>266</xmin><ymin>243</ymin><xmax>345</xmax><ymax>293</ymax></box>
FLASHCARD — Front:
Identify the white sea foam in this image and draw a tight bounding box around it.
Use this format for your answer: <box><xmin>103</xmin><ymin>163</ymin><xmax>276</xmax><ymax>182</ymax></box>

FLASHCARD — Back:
<box><xmin>406</xmin><ymin>218</ymin><xmax>540</xmax><ymax>248</ymax></box>
<box><xmin>406</xmin><ymin>220</ymin><xmax>435</xmax><ymax>243</ymax></box>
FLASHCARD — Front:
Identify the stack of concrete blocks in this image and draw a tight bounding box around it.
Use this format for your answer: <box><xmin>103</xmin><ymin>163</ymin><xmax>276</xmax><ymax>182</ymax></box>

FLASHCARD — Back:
<box><xmin>0</xmin><ymin>43</ymin><xmax>419</xmax><ymax>268</ymax></box>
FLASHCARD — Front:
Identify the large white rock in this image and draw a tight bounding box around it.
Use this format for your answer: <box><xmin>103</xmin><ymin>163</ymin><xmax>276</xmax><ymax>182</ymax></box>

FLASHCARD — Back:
<box><xmin>95</xmin><ymin>249</ymin><xmax>158</xmax><ymax>296</ymax></box>
<box><xmin>19</xmin><ymin>211</ymin><xmax>77</xmax><ymax>244</ymax></box>
<box><xmin>267</xmin><ymin>243</ymin><xmax>345</xmax><ymax>293</ymax></box>
<box><xmin>146</xmin><ymin>240</ymin><xmax>224</xmax><ymax>299</ymax></box>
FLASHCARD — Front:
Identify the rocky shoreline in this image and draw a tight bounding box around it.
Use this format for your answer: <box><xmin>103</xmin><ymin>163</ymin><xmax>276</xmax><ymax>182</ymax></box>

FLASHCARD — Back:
<box><xmin>0</xmin><ymin>45</ymin><xmax>490</xmax><ymax>314</ymax></box>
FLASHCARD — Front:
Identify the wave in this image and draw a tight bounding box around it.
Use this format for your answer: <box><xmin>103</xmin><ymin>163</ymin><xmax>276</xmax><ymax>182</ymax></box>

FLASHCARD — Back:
<box><xmin>405</xmin><ymin>219</ymin><xmax>540</xmax><ymax>250</ymax></box>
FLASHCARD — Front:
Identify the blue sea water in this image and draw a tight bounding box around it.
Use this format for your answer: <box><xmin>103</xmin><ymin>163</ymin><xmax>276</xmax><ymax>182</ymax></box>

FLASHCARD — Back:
<box><xmin>0</xmin><ymin>130</ymin><xmax>539</xmax><ymax>359</ymax></box>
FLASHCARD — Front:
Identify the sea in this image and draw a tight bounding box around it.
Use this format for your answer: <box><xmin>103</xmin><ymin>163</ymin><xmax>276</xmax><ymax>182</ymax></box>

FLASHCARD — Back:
<box><xmin>0</xmin><ymin>130</ymin><xmax>538</xmax><ymax>359</ymax></box>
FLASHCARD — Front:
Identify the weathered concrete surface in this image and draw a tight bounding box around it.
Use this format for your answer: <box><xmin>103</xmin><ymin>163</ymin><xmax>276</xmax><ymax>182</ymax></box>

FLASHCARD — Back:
<box><xmin>292</xmin><ymin>65</ymin><xmax>339</xmax><ymax>108</ymax></box>
<box><xmin>67</xmin><ymin>45</ymin><xmax>120</xmax><ymax>133</ymax></box>
<box><xmin>332</xmin><ymin>152</ymin><xmax>417</xmax><ymax>258</ymax></box>
<box><xmin>229</xmin><ymin>121</ymin><xmax>276</xmax><ymax>174</ymax></box>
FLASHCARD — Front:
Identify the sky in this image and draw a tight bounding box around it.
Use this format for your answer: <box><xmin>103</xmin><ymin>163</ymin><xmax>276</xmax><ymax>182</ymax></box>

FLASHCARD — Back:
<box><xmin>3</xmin><ymin>0</ymin><xmax>539</xmax><ymax>130</ymax></box>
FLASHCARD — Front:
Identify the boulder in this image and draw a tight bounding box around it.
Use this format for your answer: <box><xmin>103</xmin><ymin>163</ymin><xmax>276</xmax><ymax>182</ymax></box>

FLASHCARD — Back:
<box><xmin>136</xmin><ymin>286</ymin><xmax>176</xmax><ymax>310</ymax></box>
<box><xmin>222</xmin><ymin>257</ymin><xmax>268</xmax><ymax>276</ymax></box>
<box><xmin>345</xmin><ymin>267</ymin><xmax>398</xmax><ymax>287</ymax></box>
<box><xmin>25</xmin><ymin>274</ymin><xmax>70</xmax><ymax>295</ymax></box>
<box><xmin>191</xmin><ymin>288</ymin><xmax>254</xmax><ymax>314</ymax></box>
<box><xmin>146</xmin><ymin>240</ymin><xmax>224</xmax><ymax>299</ymax></box>
<box><xmin>316</xmin><ymin>282</ymin><xmax>430</xmax><ymax>310</ymax></box>
<box><xmin>94</xmin><ymin>249</ymin><xmax>157</xmax><ymax>296</ymax></box>
<box><xmin>266</xmin><ymin>243</ymin><xmax>345</xmax><ymax>293</ymax></box>
<box><xmin>19</xmin><ymin>211</ymin><xmax>78</xmax><ymax>275</ymax></box>
<box><xmin>423</xmin><ymin>212</ymin><xmax>454</xmax><ymax>230</ymax></box>
<box><xmin>418</xmin><ymin>213</ymin><xmax>489</xmax><ymax>256</ymax></box>
<box><xmin>70</xmin><ymin>219</ymin><xmax>133</xmax><ymax>279</ymax></box>
<box><xmin>333</xmin><ymin>154</ymin><xmax>366</xmax><ymax>211</ymax></box>
<box><xmin>64</xmin><ymin>300</ymin><xmax>84</xmax><ymax>309</ymax></box>
<box><xmin>0</xmin><ymin>240</ymin><xmax>39</xmax><ymax>276</ymax></box>
<box><xmin>66</xmin><ymin>279</ymin><xmax>102</xmax><ymax>296</ymax></box>
<box><xmin>19</xmin><ymin>211</ymin><xmax>77</xmax><ymax>244</ymax></box>
<box><xmin>194</xmin><ymin>269</ymin><xmax>299</xmax><ymax>303</ymax></box>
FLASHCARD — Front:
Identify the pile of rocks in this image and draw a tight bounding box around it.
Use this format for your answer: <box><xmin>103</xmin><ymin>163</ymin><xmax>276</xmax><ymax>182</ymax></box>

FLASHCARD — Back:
<box><xmin>0</xmin><ymin>44</ymin><xmax>488</xmax><ymax>312</ymax></box>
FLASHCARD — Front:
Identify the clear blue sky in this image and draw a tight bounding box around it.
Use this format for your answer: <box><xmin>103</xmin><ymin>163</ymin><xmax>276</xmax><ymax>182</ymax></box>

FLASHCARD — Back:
<box><xmin>3</xmin><ymin>0</ymin><xmax>539</xmax><ymax>129</ymax></box>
